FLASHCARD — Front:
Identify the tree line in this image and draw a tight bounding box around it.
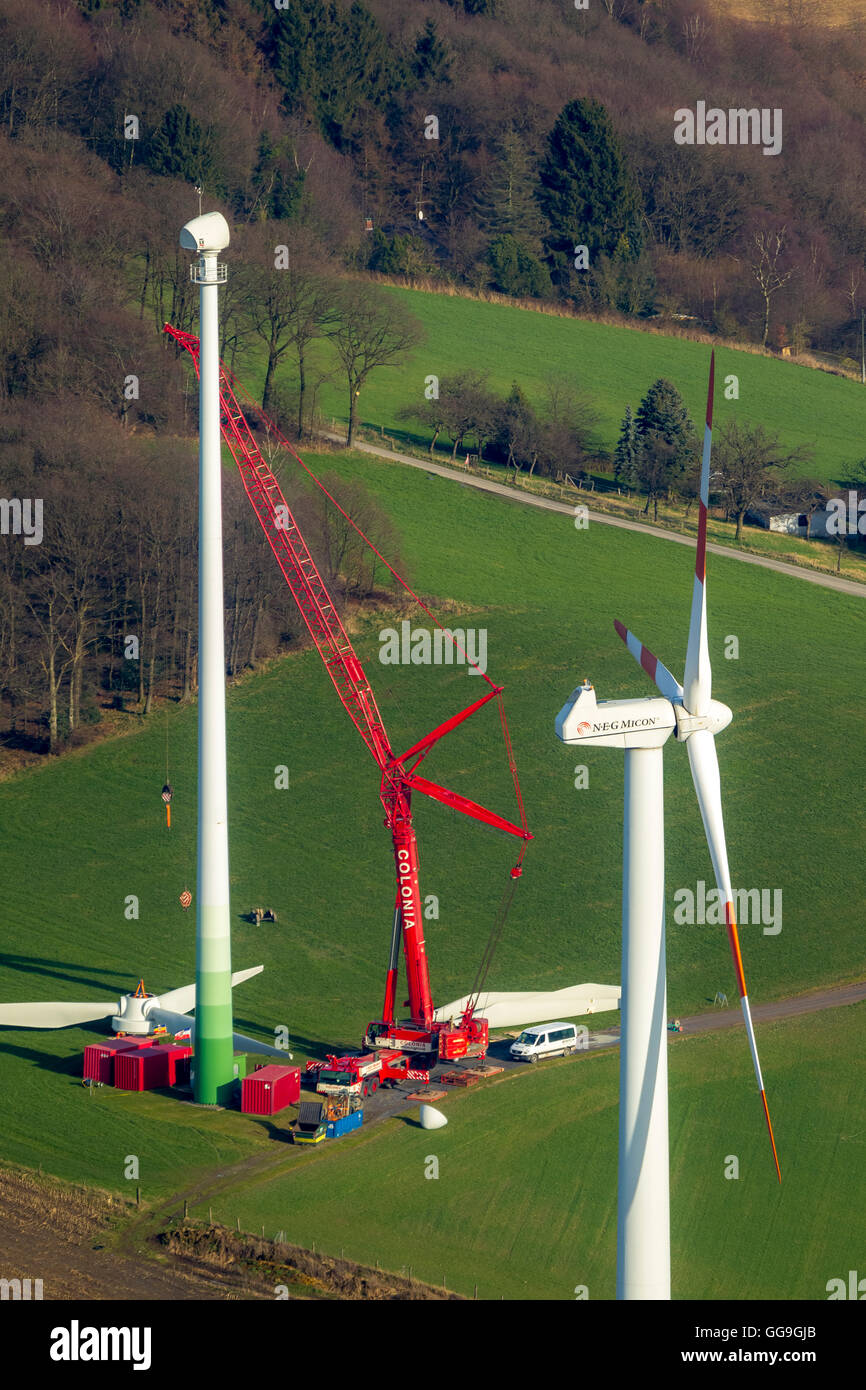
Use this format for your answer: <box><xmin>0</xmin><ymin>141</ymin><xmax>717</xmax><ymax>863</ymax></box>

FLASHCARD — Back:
<box><xmin>3</xmin><ymin>0</ymin><xmax>866</xmax><ymax>358</ymax></box>
<box><xmin>612</xmin><ymin>378</ymin><xmax>818</xmax><ymax>533</ymax></box>
<box><xmin>400</xmin><ymin>371</ymin><xmax>601</xmax><ymax>479</ymax></box>
<box><xmin>0</xmin><ymin>409</ymin><xmax>405</xmax><ymax>756</ymax></box>
<box><xmin>2</xmin><ymin>0</ymin><xmax>864</xmax><ymax>757</ymax></box>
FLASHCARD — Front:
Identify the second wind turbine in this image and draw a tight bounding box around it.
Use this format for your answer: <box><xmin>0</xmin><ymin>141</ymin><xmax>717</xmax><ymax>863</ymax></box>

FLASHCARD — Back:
<box><xmin>556</xmin><ymin>353</ymin><xmax>781</xmax><ymax>1301</ymax></box>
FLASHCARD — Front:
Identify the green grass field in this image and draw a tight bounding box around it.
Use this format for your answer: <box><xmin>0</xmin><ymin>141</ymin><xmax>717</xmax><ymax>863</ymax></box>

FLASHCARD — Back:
<box><xmin>0</xmin><ymin>438</ymin><xmax>864</xmax><ymax>1294</ymax></box>
<box><xmin>236</xmin><ymin>285</ymin><xmax>866</xmax><ymax>486</ymax></box>
<box><xmin>194</xmin><ymin>1004</ymin><xmax>866</xmax><ymax>1301</ymax></box>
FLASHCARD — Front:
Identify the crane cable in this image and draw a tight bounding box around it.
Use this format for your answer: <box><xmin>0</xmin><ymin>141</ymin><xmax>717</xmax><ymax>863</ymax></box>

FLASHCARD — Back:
<box><xmin>464</xmin><ymin>874</ymin><xmax>520</xmax><ymax>1023</ymax></box>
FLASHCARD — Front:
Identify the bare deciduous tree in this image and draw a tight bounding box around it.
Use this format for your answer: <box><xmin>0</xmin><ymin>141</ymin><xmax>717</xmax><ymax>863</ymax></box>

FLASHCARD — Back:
<box><xmin>746</xmin><ymin>227</ymin><xmax>795</xmax><ymax>347</ymax></box>
<box><xmin>714</xmin><ymin>421</ymin><xmax>812</xmax><ymax>539</ymax></box>
<box><xmin>329</xmin><ymin>285</ymin><xmax>424</xmax><ymax>448</ymax></box>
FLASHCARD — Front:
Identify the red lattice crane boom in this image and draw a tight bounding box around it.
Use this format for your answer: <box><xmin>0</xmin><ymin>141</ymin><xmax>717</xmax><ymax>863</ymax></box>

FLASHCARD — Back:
<box><xmin>165</xmin><ymin>323</ymin><xmax>531</xmax><ymax>1061</ymax></box>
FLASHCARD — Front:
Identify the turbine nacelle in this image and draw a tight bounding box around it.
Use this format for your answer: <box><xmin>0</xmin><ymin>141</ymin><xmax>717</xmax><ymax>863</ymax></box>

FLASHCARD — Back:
<box><xmin>179</xmin><ymin>211</ymin><xmax>230</xmax><ymax>254</ymax></box>
<box><xmin>556</xmin><ymin>680</ymin><xmax>675</xmax><ymax>750</ymax></box>
<box><xmin>110</xmin><ymin>991</ymin><xmax>153</xmax><ymax>1036</ymax></box>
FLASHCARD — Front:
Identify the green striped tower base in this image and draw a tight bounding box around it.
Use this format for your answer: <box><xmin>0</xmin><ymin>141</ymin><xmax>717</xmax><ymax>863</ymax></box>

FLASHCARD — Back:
<box><xmin>195</xmin><ymin>908</ymin><xmax>236</xmax><ymax>1106</ymax></box>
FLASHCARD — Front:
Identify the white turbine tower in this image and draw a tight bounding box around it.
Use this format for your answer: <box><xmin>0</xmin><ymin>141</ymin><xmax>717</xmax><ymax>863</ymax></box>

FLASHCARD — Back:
<box><xmin>180</xmin><ymin>209</ymin><xmax>236</xmax><ymax>1106</ymax></box>
<box><xmin>556</xmin><ymin>353</ymin><xmax>780</xmax><ymax>1301</ymax></box>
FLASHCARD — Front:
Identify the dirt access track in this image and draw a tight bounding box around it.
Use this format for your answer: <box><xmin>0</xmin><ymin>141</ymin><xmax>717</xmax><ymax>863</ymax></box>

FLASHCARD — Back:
<box><xmin>1</xmin><ymin>978</ymin><xmax>862</xmax><ymax>1301</ymax></box>
<box><xmin>0</xmin><ymin>1167</ymin><xmax>457</xmax><ymax>1301</ymax></box>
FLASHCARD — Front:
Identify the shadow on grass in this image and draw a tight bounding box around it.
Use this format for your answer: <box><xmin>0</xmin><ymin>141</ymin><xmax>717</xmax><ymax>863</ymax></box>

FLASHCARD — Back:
<box><xmin>0</xmin><ymin>1040</ymin><xmax>83</xmax><ymax>1076</ymax></box>
<box><xmin>0</xmin><ymin>952</ymin><xmax>132</xmax><ymax>995</ymax></box>
<box><xmin>231</xmin><ymin>1021</ymin><xmax>333</xmax><ymax>1062</ymax></box>
<box><xmin>360</xmin><ymin>423</ymin><xmax>431</xmax><ymax>454</ymax></box>
<box><xmin>258</xmin><ymin>1118</ymin><xmax>294</xmax><ymax>1144</ymax></box>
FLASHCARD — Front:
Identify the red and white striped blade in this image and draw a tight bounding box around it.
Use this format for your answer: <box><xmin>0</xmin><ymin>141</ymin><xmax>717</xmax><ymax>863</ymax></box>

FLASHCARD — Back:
<box><xmin>614</xmin><ymin>620</ymin><xmax>683</xmax><ymax>702</ymax></box>
<box><xmin>683</xmin><ymin>353</ymin><xmax>715</xmax><ymax>717</ymax></box>
<box><xmin>687</xmin><ymin>728</ymin><xmax>781</xmax><ymax>1183</ymax></box>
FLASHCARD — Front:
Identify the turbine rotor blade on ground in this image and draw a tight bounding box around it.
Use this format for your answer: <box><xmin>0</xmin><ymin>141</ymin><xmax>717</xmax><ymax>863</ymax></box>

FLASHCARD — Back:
<box><xmin>0</xmin><ymin>1000</ymin><xmax>118</xmax><ymax>1029</ymax></box>
<box><xmin>683</xmin><ymin>352</ymin><xmax>715</xmax><ymax>717</ymax></box>
<box><xmin>151</xmin><ymin>985</ymin><xmax>196</xmax><ymax>1015</ymax></box>
<box><xmin>230</xmin><ymin>1030</ymin><xmax>290</xmax><ymax>1059</ymax></box>
<box><xmin>614</xmin><ymin>620</ymin><xmax>683</xmax><ymax>702</ymax></box>
<box><xmin>155</xmin><ymin>964</ymin><xmax>263</xmax><ymax>1016</ymax></box>
<box><xmin>434</xmin><ymin>983</ymin><xmax>621</xmax><ymax>1029</ymax></box>
<box><xmin>148</xmin><ymin>1009</ymin><xmax>289</xmax><ymax>1060</ymax></box>
<box><xmin>686</xmin><ymin>728</ymin><xmax>781</xmax><ymax>1182</ymax></box>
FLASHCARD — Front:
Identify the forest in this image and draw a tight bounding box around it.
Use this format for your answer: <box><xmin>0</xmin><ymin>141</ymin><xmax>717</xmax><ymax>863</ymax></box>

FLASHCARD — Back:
<box><xmin>1</xmin><ymin>0</ymin><xmax>865</xmax><ymax>755</ymax></box>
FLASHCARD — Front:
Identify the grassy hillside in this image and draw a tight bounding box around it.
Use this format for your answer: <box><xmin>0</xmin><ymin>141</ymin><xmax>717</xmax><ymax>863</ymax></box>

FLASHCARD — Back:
<box><xmin>242</xmin><ymin>287</ymin><xmax>866</xmax><ymax>486</ymax></box>
<box><xmin>196</xmin><ymin>1004</ymin><xmax>866</xmax><ymax>1301</ymax></box>
<box><xmin>0</xmin><ymin>442</ymin><xmax>864</xmax><ymax>1204</ymax></box>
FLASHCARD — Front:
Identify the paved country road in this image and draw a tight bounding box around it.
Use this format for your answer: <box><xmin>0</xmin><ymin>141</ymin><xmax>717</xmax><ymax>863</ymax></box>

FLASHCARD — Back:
<box><xmin>322</xmin><ymin>433</ymin><xmax>866</xmax><ymax>601</ymax></box>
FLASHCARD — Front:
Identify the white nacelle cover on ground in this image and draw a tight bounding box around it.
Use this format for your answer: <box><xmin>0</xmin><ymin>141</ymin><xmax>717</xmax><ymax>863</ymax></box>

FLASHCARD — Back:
<box><xmin>433</xmin><ymin>984</ymin><xmax>621</xmax><ymax>1030</ymax></box>
<box><xmin>420</xmin><ymin>1104</ymin><xmax>448</xmax><ymax>1130</ymax></box>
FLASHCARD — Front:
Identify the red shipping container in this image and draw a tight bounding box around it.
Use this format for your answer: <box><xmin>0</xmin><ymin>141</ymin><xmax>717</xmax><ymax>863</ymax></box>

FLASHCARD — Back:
<box><xmin>114</xmin><ymin>1044</ymin><xmax>193</xmax><ymax>1091</ymax></box>
<box><xmin>241</xmin><ymin>1065</ymin><xmax>301</xmax><ymax>1115</ymax></box>
<box><xmin>169</xmin><ymin>1046</ymin><xmax>193</xmax><ymax>1087</ymax></box>
<box><xmin>82</xmin><ymin>1037</ymin><xmax>155</xmax><ymax>1084</ymax></box>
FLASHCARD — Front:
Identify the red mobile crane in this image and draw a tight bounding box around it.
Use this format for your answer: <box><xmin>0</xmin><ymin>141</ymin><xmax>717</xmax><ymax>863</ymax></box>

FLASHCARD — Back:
<box><xmin>164</xmin><ymin>324</ymin><xmax>532</xmax><ymax>1066</ymax></box>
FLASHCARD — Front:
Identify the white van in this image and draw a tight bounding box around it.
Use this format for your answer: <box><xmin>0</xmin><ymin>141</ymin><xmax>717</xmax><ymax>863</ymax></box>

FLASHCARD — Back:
<box><xmin>510</xmin><ymin>1021</ymin><xmax>580</xmax><ymax>1063</ymax></box>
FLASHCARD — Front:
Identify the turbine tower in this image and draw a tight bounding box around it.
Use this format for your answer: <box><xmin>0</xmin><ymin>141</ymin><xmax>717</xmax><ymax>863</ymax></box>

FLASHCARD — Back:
<box><xmin>180</xmin><ymin>210</ymin><xmax>236</xmax><ymax>1106</ymax></box>
<box><xmin>556</xmin><ymin>353</ymin><xmax>780</xmax><ymax>1301</ymax></box>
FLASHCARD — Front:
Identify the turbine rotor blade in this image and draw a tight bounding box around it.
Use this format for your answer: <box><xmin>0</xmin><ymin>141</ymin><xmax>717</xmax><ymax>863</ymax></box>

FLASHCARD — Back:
<box><xmin>153</xmin><ymin>965</ymin><xmax>263</xmax><ymax>1016</ymax></box>
<box><xmin>148</xmin><ymin>1009</ymin><xmax>290</xmax><ymax>1060</ymax></box>
<box><xmin>230</xmin><ymin>1030</ymin><xmax>290</xmax><ymax>1059</ymax></box>
<box><xmin>614</xmin><ymin>620</ymin><xmax>683</xmax><ymax>702</ymax></box>
<box><xmin>229</xmin><ymin>965</ymin><xmax>264</xmax><ymax>988</ymax></box>
<box><xmin>150</xmin><ymin>986</ymin><xmax>195</xmax><ymax>1015</ymax></box>
<box><xmin>683</xmin><ymin>352</ymin><xmax>715</xmax><ymax>716</ymax></box>
<box><xmin>686</xmin><ymin>728</ymin><xmax>781</xmax><ymax>1182</ymax></box>
<box><xmin>0</xmin><ymin>1000</ymin><xmax>117</xmax><ymax>1029</ymax></box>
